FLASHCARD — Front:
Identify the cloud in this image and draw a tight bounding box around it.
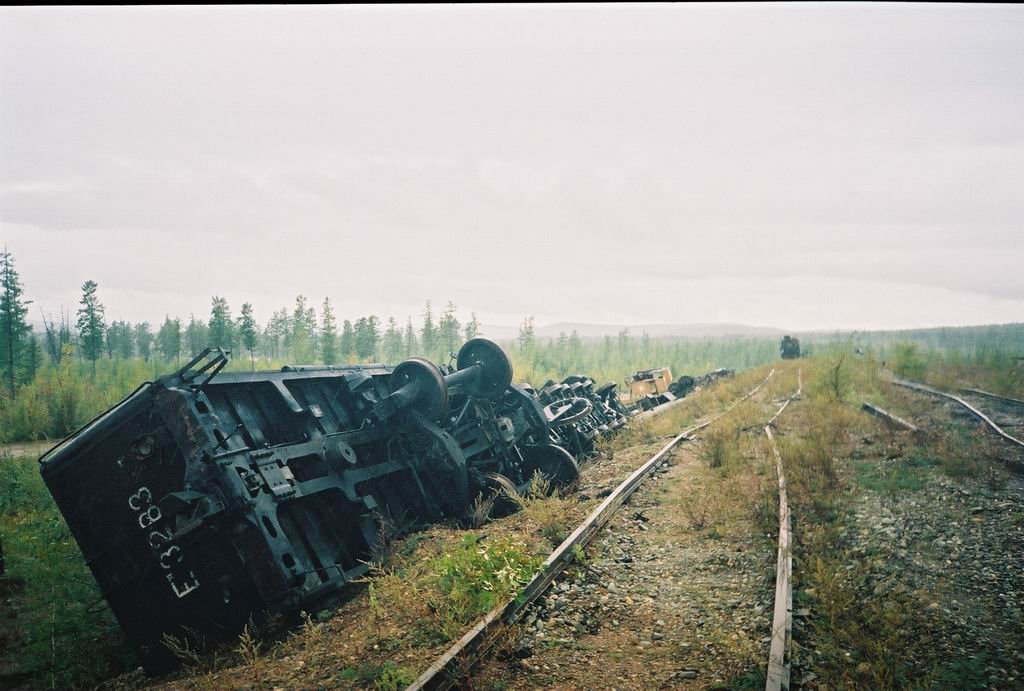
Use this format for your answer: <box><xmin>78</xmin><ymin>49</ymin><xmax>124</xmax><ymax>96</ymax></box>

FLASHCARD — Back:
<box><xmin>1</xmin><ymin>5</ymin><xmax>1022</xmax><ymax>330</ymax></box>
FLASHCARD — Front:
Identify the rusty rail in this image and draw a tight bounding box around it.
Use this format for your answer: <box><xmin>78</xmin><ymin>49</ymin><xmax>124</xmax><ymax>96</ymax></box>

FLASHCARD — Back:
<box><xmin>961</xmin><ymin>388</ymin><xmax>1024</xmax><ymax>408</ymax></box>
<box><xmin>406</xmin><ymin>368</ymin><xmax>777</xmax><ymax>690</ymax></box>
<box><xmin>764</xmin><ymin>369</ymin><xmax>801</xmax><ymax>691</ymax></box>
<box><xmin>861</xmin><ymin>402</ymin><xmax>919</xmax><ymax>433</ymax></box>
<box><xmin>893</xmin><ymin>378</ymin><xmax>1024</xmax><ymax>451</ymax></box>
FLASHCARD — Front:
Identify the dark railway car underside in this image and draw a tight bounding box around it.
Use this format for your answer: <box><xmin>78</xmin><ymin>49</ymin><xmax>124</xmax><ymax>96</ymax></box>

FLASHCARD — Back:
<box><xmin>38</xmin><ymin>339</ymin><xmax>630</xmax><ymax>672</ymax></box>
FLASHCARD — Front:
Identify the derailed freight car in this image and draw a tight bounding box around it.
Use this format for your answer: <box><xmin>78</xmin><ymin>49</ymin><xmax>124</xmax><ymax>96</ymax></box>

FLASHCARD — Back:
<box><xmin>38</xmin><ymin>339</ymin><xmax>627</xmax><ymax>671</ymax></box>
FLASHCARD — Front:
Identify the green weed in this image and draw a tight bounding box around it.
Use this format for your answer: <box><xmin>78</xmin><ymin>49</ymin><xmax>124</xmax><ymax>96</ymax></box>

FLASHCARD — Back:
<box><xmin>853</xmin><ymin>460</ymin><xmax>925</xmax><ymax>496</ymax></box>
<box><xmin>0</xmin><ymin>455</ymin><xmax>133</xmax><ymax>688</ymax></box>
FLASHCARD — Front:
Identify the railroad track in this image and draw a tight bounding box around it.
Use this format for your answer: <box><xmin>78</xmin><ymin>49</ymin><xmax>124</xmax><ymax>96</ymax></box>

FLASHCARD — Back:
<box><xmin>764</xmin><ymin>369</ymin><xmax>801</xmax><ymax>691</ymax></box>
<box><xmin>892</xmin><ymin>377</ymin><xmax>1024</xmax><ymax>453</ymax></box>
<box><xmin>406</xmin><ymin>368</ymin><xmax>779</xmax><ymax>690</ymax></box>
<box><xmin>961</xmin><ymin>388</ymin><xmax>1024</xmax><ymax>408</ymax></box>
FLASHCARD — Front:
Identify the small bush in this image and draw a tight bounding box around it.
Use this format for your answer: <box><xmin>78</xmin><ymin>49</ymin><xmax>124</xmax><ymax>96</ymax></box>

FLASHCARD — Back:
<box><xmin>678</xmin><ymin>492</ymin><xmax>717</xmax><ymax>531</ymax></box>
<box><xmin>892</xmin><ymin>342</ymin><xmax>927</xmax><ymax>381</ymax></box>
<box><xmin>368</xmin><ymin>531</ymin><xmax>544</xmax><ymax>644</ymax></box>
<box><xmin>702</xmin><ymin>426</ymin><xmax>739</xmax><ymax>469</ymax></box>
<box><xmin>431</xmin><ymin>534</ymin><xmax>541</xmax><ymax>620</ymax></box>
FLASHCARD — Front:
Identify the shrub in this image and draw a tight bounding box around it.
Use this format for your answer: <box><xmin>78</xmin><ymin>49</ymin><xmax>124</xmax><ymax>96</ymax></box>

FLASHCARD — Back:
<box><xmin>702</xmin><ymin>425</ymin><xmax>739</xmax><ymax>469</ymax></box>
<box><xmin>892</xmin><ymin>342</ymin><xmax>927</xmax><ymax>381</ymax></box>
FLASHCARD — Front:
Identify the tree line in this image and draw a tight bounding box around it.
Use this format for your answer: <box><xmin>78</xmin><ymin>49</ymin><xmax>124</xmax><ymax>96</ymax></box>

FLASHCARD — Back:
<box><xmin>0</xmin><ymin>247</ymin><xmax>512</xmax><ymax>392</ymax></box>
<box><xmin>5</xmin><ymin>245</ymin><xmax>1020</xmax><ymax>445</ymax></box>
<box><xmin>74</xmin><ymin>291</ymin><xmax>484</xmax><ymax>372</ymax></box>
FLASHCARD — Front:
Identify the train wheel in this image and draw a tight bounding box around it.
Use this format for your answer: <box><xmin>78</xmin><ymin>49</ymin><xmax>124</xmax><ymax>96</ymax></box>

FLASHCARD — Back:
<box><xmin>519</xmin><ymin>444</ymin><xmax>580</xmax><ymax>493</ymax></box>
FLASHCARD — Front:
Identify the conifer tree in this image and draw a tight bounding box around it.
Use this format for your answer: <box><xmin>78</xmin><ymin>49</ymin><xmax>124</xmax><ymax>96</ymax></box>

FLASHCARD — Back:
<box><xmin>208</xmin><ymin>296</ymin><xmax>235</xmax><ymax>352</ymax></box>
<box><xmin>185</xmin><ymin>314</ymin><xmax>208</xmax><ymax>356</ymax></box>
<box><xmin>41</xmin><ymin>309</ymin><xmax>72</xmax><ymax>365</ymax></box>
<box><xmin>107</xmin><ymin>320</ymin><xmax>134</xmax><ymax>359</ymax></box>
<box><xmin>464</xmin><ymin>312</ymin><xmax>481</xmax><ymax>341</ymax></box>
<box><xmin>135</xmin><ymin>322</ymin><xmax>154</xmax><ymax>361</ymax></box>
<box><xmin>339</xmin><ymin>319</ymin><xmax>355</xmax><ymax>360</ymax></box>
<box><xmin>439</xmin><ymin>301</ymin><xmax>461</xmax><ymax>356</ymax></box>
<box><xmin>617</xmin><ymin>328</ymin><xmax>630</xmax><ymax>357</ymax></box>
<box><xmin>157</xmin><ymin>315</ymin><xmax>182</xmax><ymax>363</ymax></box>
<box><xmin>403</xmin><ymin>317</ymin><xmax>417</xmax><ymax>357</ymax></box>
<box><xmin>0</xmin><ymin>248</ymin><xmax>31</xmax><ymax>392</ymax></box>
<box><xmin>104</xmin><ymin>322</ymin><xmax>116</xmax><ymax>358</ymax></box>
<box><xmin>518</xmin><ymin>316</ymin><xmax>535</xmax><ymax>351</ymax></box>
<box><xmin>24</xmin><ymin>330</ymin><xmax>40</xmax><ymax>381</ymax></box>
<box><xmin>353</xmin><ymin>316</ymin><xmax>380</xmax><ymax>360</ymax></box>
<box><xmin>290</xmin><ymin>295</ymin><xmax>315</xmax><ymax>363</ymax></box>
<box><xmin>238</xmin><ymin>302</ymin><xmax>258</xmax><ymax>370</ymax></box>
<box><xmin>267</xmin><ymin>308</ymin><xmax>291</xmax><ymax>360</ymax></box>
<box><xmin>568</xmin><ymin>329</ymin><xmax>582</xmax><ymax>366</ymax></box>
<box><xmin>320</xmin><ymin>298</ymin><xmax>338</xmax><ymax>365</ymax></box>
<box><xmin>421</xmin><ymin>300</ymin><xmax>437</xmax><ymax>358</ymax></box>
<box><xmin>77</xmin><ymin>280</ymin><xmax>106</xmax><ymax>376</ymax></box>
<box><xmin>305</xmin><ymin>302</ymin><xmax>319</xmax><ymax>360</ymax></box>
<box><xmin>383</xmin><ymin>317</ymin><xmax>403</xmax><ymax>363</ymax></box>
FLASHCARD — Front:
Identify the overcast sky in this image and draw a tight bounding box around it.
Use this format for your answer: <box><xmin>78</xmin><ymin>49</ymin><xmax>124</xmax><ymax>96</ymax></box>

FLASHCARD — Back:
<box><xmin>1</xmin><ymin>4</ymin><xmax>1022</xmax><ymax>332</ymax></box>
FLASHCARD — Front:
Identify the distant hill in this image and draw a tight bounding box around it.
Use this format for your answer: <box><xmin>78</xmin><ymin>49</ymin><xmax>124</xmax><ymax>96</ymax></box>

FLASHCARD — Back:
<box><xmin>480</xmin><ymin>322</ymin><xmax>786</xmax><ymax>340</ymax></box>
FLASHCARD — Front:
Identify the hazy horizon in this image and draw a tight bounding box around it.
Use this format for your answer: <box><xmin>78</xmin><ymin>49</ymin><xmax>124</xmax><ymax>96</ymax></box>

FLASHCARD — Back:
<box><xmin>3</xmin><ymin>5</ymin><xmax>1023</xmax><ymax>331</ymax></box>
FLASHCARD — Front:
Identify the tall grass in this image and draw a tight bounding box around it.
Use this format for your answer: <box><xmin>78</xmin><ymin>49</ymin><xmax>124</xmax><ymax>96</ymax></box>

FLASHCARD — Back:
<box><xmin>0</xmin><ymin>452</ymin><xmax>134</xmax><ymax>688</ymax></box>
<box><xmin>889</xmin><ymin>341</ymin><xmax>1023</xmax><ymax>397</ymax></box>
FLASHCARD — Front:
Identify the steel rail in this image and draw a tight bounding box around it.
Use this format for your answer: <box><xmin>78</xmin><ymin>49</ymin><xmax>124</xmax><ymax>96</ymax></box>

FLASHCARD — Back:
<box><xmin>765</xmin><ymin>369</ymin><xmax>801</xmax><ymax>428</ymax></box>
<box><xmin>961</xmin><ymin>388</ymin><xmax>1024</xmax><ymax>408</ymax></box>
<box><xmin>893</xmin><ymin>378</ymin><xmax>1024</xmax><ymax>451</ymax></box>
<box><xmin>406</xmin><ymin>368</ymin><xmax>777</xmax><ymax>691</ymax></box>
<box><xmin>764</xmin><ymin>369</ymin><xmax>801</xmax><ymax>691</ymax></box>
<box><xmin>861</xmin><ymin>402</ymin><xmax>919</xmax><ymax>433</ymax></box>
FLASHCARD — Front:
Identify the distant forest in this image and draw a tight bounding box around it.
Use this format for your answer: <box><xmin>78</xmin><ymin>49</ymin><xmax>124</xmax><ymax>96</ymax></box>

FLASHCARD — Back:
<box><xmin>1</xmin><ymin>247</ymin><xmax>1021</xmax><ymax>443</ymax></box>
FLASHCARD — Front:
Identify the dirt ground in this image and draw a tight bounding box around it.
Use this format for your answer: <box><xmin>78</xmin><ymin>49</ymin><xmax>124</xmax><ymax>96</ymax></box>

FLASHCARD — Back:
<box><xmin>469</xmin><ymin>368</ymin><xmax>1024</xmax><ymax>691</ymax></box>
<box><xmin>470</xmin><ymin>369</ymin><xmax>797</xmax><ymax>690</ymax></box>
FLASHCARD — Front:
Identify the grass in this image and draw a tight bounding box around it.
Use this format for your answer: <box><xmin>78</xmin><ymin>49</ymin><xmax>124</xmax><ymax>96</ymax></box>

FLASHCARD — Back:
<box><xmin>337</xmin><ymin>661</ymin><xmax>417</xmax><ymax>690</ymax></box>
<box><xmin>781</xmin><ymin>352</ymin><xmax>1008</xmax><ymax>690</ymax></box>
<box><xmin>799</xmin><ymin>540</ymin><xmax>946</xmax><ymax>690</ymax></box>
<box><xmin>0</xmin><ymin>452</ymin><xmax>133</xmax><ymax>689</ymax></box>
<box><xmin>701</xmin><ymin>424</ymin><xmax>740</xmax><ymax>469</ymax></box>
<box><xmin>852</xmin><ymin>459</ymin><xmax>926</xmax><ymax>495</ymax></box>
<box><xmin>887</xmin><ymin>340</ymin><xmax>1024</xmax><ymax>400</ymax></box>
<box><xmin>365</xmin><ymin>528</ymin><xmax>547</xmax><ymax>646</ymax></box>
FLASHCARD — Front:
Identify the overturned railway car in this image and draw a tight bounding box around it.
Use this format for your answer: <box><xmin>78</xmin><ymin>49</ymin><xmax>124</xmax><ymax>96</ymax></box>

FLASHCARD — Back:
<box><xmin>38</xmin><ymin>339</ymin><xmax>627</xmax><ymax>672</ymax></box>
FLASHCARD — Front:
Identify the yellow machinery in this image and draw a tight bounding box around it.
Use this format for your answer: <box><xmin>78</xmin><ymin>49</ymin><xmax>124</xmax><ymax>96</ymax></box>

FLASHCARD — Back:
<box><xmin>628</xmin><ymin>367</ymin><xmax>672</xmax><ymax>400</ymax></box>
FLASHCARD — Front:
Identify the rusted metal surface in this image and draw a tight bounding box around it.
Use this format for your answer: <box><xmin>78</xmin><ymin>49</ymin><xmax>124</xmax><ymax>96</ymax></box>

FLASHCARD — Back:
<box><xmin>764</xmin><ymin>426</ymin><xmax>791</xmax><ymax>691</ymax></box>
<box><xmin>632</xmin><ymin>368</ymin><xmax>736</xmax><ymax>412</ymax></box>
<box><xmin>764</xmin><ymin>372</ymin><xmax>800</xmax><ymax>691</ymax></box>
<box><xmin>634</xmin><ymin>367</ymin><xmax>740</xmax><ymax>422</ymax></box>
<box><xmin>861</xmin><ymin>402</ymin><xmax>919</xmax><ymax>433</ymax></box>
<box><xmin>37</xmin><ymin>340</ymin><xmax>630</xmax><ymax>672</ymax></box>
<box><xmin>406</xmin><ymin>368</ymin><xmax>776</xmax><ymax>691</ymax></box>
<box><xmin>893</xmin><ymin>378</ymin><xmax>1024</xmax><ymax>451</ymax></box>
<box><xmin>628</xmin><ymin>367</ymin><xmax>673</xmax><ymax>399</ymax></box>
<box><xmin>961</xmin><ymin>388</ymin><xmax>1024</xmax><ymax>408</ymax></box>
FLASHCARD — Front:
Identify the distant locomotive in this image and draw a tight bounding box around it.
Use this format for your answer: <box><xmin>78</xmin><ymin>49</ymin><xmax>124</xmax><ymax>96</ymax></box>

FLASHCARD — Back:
<box><xmin>780</xmin><ymin>335</ymin><xmax>801</xmax><ymax>359</ymax></box>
